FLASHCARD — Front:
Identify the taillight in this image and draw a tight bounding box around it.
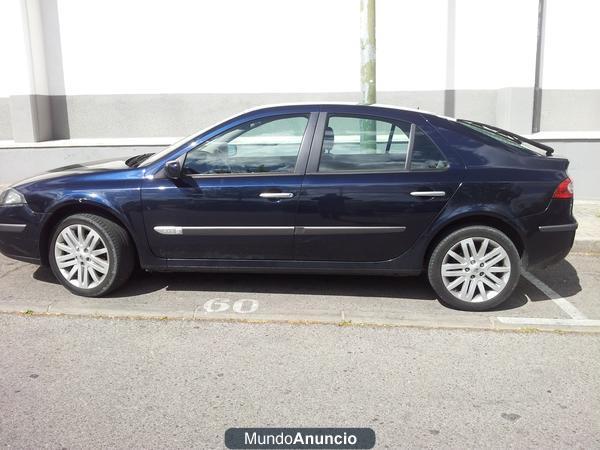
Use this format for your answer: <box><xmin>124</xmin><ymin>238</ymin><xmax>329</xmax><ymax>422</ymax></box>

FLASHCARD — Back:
<box><xmin>553</xmin><ymin>177</ymin><xmax>574</xmax><ymax>199</ymax></box>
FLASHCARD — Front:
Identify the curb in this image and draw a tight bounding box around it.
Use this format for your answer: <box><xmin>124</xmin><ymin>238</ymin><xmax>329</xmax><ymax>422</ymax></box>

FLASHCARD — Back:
<box><xmin>3</xmin><ymin>306</ymin><xmax>600</xmax><ymax>335</ymax></box>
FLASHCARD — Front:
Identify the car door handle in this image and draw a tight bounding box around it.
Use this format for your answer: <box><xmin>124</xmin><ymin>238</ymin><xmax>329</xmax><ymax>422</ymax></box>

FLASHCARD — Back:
<box><xmin>259</xmin><ymin>192</ymin><xmax>295</xmax><ymax>199</ymax></box>
<box><xmin>410</xmin><ymin>191</ymin><xmax>446</xmax><ymax>197</ymax></box>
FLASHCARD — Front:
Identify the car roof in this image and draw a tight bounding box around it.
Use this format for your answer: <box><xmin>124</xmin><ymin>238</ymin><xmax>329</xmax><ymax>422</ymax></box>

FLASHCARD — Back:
<box><xmin>238</xmin><ymin>102</ymin><xmax>453</xmax><ymax>122</ymax></box>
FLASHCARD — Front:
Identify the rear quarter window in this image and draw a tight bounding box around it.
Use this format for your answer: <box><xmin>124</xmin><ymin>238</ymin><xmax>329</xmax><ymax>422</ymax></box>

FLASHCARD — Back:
<box><xmin>409</xmin><ymin>128</ymin><xmax>449</xmax><ymax>170</ymax></box>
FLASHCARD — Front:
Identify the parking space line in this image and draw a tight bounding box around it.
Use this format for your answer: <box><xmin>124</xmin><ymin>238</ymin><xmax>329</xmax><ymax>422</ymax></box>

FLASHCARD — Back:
<box><xmin>496</xmin><ymin>317</ymin><xmax>600</xmax><ymax>327</ymax></box>
<box><xmin>522</xmin><ymin>271</ymin><xmax>587</xmax><ymax>320</ymax></box>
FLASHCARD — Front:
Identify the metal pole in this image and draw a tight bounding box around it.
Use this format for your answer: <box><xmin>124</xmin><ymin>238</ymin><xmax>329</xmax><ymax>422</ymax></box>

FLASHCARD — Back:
<box><xmin>360</xmin><ymin>0</ymin><xmax>376</xmax><ymax>104</ymax></box>
<box><xmin>360</xmin><ymin>0</ymin><xmax>376</xmax><ymax>152</ymax></box>
<box><xmin>532</xmin><ymin>0</ymin><xmax>546</xmax><ymax>133</ymax></box>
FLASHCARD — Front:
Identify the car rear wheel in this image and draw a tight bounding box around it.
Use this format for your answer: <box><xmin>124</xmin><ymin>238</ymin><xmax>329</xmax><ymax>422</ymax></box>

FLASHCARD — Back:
<box><xmin>428</xmin><ymin>226</ymin><xmax>521</xmax><ymax>311</ymax></box>
<box><xmin>49</xmin><ymin>214</ymin><xmax>135</xmax><ymax>297</ymax></box>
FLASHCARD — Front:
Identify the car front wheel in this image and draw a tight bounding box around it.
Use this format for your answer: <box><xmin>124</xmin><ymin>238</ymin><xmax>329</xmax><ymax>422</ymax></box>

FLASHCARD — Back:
<box><xmin>428</xmin><ymin>226</ymin><xmax>521</xmax><ymax>311</ymax></box>
<box><xmin>49</xmin><ymin>213</ymin><xmax>135</xmax><ymax>297</ymax></box>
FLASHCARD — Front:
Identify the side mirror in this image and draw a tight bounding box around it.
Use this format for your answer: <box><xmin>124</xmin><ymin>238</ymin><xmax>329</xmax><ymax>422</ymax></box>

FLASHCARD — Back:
<box><xmin>228</xmin><ymin>144</ymin><xmax>237</xmax><ymax>157</ymax></box>
<box><xmin>164</xmin><ymin>160</ymin><xmax>181</xmax><ymax>179</ymax></box>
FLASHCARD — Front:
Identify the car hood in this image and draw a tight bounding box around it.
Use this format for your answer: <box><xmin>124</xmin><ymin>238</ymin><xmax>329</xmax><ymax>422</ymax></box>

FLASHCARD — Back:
<box><xmin>11</xmin><ymin>157</ymin><xmax>131</xmax><ymax>188</ymax></box>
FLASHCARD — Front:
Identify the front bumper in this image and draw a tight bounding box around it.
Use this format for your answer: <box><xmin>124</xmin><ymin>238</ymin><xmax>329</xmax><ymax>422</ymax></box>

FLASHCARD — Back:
<box><xmin>0</xmin><ymin>205</ymin><xmax>45</xmax><ymax>264</ymax></box>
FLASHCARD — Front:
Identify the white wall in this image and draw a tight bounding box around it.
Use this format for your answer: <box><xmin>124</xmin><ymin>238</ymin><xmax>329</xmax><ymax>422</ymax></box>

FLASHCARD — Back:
<box><xmin>377</xmin><ymin>0</ymin><xmax>448</xmax><ymax>91</ymax></box>
<box><xmin>30</xmin><ymin>0</ymin><xmax>558</xmax><ymax>96</ymax></box>
<box><xmin>453</xmin><ymin>0</ymin><xmax>538</xmax><ymax>89</ymax></box>
<box><xmin>2</xmin><ymin>0</ymin><xmax>600</xmax><ymax>96</ymax></box>
<box><xmin>543</xmin><ymin>0</ymin><xmax>600</xmax><ymax>89</ymax></box>
<box><xmin>56</xmin><ymin>0</ymin><xmax>541</xmax><ymax>95</ymax></box>
<box><xmin>57</xmin><ymin>0</ymin><xmax>360</xmax><ymax>95</ymax></box>
<box><xmin>378</xmin><ymin>0</ymin><xmax>538</xmax><ymax>91</ymax></box>
<box><xmin>0</xmin><ymin>0</ymin><xmax>31</xmax><ymax>96</ymax></box>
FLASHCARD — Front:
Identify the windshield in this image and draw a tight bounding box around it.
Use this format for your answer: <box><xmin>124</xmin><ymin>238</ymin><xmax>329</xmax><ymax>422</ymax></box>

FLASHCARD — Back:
<box><xmin>138</xmin><ymin>112</ymin><xmax>252</xmax><ymax>168</ymax></box>
<box><xmin>458</xmin><ymin>120</ymin><xmax>546</xmax><ymax>156</ymax></box>
<box><xmin>137</xmin><ymin>135</ymin><xmax>196</xmax><ymax>168</ymax></box>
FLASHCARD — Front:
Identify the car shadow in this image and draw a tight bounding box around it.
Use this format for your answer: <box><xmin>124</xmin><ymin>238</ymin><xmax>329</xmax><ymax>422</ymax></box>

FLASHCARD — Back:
<box><xmin>527</xmin><ymin>259</ymin><xmax>582</xmax><ymax>300</ymax></box>
<box><xmin>33</xmin><ymin>266</ymin><xmax>530</xmax><ymax>312</ymax></box>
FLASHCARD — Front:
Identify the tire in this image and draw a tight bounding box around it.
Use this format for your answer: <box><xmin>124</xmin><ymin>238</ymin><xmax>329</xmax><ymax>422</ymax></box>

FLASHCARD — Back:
<box><xmin>427</xmin><ymin>226</ymin><xmax>521</xmax><ymax>311</ymax></box>
<box><xmin>49</xmin><ymin>213</ymin><xmax>135</xmax><ymax>297</ymax></box>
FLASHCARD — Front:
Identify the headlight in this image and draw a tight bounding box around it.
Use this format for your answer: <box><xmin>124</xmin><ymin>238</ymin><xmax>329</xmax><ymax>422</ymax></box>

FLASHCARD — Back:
<box><xmin>0</xmin><ymin>188</ymin><xmax>27</xmax><ymax>206</ymax></box>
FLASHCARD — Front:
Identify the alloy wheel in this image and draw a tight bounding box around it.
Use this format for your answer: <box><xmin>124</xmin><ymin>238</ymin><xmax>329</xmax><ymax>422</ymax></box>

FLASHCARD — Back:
<box><xmin>441</xmin><ymin>237</ymin><xmax>511</xmax><ymax>303</ymax></box>
<box><xmin>54</xmin><ymin>224</ymin><xmax>110</xmax><ymax>289</ymax></box>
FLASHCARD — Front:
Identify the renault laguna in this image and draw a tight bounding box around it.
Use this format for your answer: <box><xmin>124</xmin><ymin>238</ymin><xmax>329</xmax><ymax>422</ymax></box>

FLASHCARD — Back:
<box><xmin>0</xmin><ymin>104</ymin><xmax>577</xmax><ymax>311</ymax></box>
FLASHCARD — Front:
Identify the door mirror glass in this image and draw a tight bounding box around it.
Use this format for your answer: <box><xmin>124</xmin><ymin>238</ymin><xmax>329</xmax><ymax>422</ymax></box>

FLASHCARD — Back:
<box><xmin>164</xmin><ymin>160</ymin><xmax>181</xmax><ymax>179</ymax></box>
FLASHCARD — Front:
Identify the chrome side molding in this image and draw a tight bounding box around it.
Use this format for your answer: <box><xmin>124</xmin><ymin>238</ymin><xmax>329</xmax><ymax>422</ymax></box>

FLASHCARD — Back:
<box><xmin>154</xmin><ymin>226</ymin><xmax>294</xmax><ymax>236</ymax></box>
<box><xmin>154</xmin><ymin>226</ymin><xmax>183</xmax><ymax>235</ymax></box>
<box><xmin>410</xmin><ymin>191</ymin><xmax>446</xmax><ymax>197</ymax></box>
<box><xmin>295</xmin><ymin>226</ymin><xmax>406</xmax><ymax>235</ymax></box>
<box><xmin>0</xmin><ymin>223</ymin><xmax>26</xmax><ymax>233</ymax></box>
<box><xmin>259</xmin><ymin>192</ymin><xmax>295</xmax><ymax>199</ymax></box>
<box><xmin>154</xmin><ymin>225</ymin><xmax>406</xmax><ymax>236</ymax></box>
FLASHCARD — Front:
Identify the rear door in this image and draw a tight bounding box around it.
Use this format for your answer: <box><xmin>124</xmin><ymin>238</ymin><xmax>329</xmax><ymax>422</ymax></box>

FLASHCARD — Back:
<box><xmin>294</xmin><ymin>109</ymin><xmax>462</xmax><ymax>262</ymax></box>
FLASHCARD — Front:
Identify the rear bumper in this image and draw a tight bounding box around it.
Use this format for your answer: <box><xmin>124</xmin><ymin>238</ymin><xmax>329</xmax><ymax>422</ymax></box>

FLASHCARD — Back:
<box><xmin>538</xmin><ymin>223</ymin><xmax>578</xmax><ymax>233</ymax></box>
<box><xmin>0</xmin><ymin>205</ymin><xmax>45</xmax><ymax>264</ymax></box>
<box><xmin>526</xmin><ymin>223</ymin><xmax>576</xmax><ymax>268</ymax></box>
<box><xmin>523</xmin><ymin>199</ymin><xmax>577</xmax><ymax>268</ymax></box>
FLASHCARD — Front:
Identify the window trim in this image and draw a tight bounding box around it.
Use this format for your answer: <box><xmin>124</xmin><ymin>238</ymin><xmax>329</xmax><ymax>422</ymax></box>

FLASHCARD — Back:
<box><xmin>182</xmin><ymin>112</ymin><xmax>318</xmax><ymax>179</ymax></box>
<box><xmin>404</xmin><ymin>123</ymin><xmax>416</xmax><ymax>170</ymax></box>
<box><xmin>306</xmin><ymin>112</ymin><xmax>449</xmax><ymax>175</ymax></box>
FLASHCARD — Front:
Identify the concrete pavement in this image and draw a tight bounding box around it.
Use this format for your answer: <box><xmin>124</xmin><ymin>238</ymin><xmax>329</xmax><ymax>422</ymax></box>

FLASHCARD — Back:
<box><xmin>572</xmin><ymin>200</ymin><xmax>600</xmax><ymax>253</ymax></box>
<box><xmin>1</xmin><ymin>252</ymin><xmax>599</xmax><ymax>333</ymax></box>
<box><xmin>1</xmin><ymin>314</ymin><xmax>598</xmax><ymax>449</ymax></box>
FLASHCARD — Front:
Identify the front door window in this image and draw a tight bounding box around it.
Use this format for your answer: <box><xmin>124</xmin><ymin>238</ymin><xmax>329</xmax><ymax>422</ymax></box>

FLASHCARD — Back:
<box><xmin>183</xmin><ymin>115</ymin><xmax>309</xmax><ymax>175</ymax></box>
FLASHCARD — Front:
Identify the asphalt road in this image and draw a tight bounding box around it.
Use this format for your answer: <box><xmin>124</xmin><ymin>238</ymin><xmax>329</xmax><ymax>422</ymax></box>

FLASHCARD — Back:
<box><xmin>1</xmin><ymin>314</ymin><xmax>599</xmax><ymax>449</ymax></box>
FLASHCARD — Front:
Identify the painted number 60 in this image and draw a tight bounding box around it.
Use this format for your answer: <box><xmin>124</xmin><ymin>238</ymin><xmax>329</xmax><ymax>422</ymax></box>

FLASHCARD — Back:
<box><xmin>203</xmin><ymin>298</ymin><xmax>259</xmax><ymax>314</ymax></box>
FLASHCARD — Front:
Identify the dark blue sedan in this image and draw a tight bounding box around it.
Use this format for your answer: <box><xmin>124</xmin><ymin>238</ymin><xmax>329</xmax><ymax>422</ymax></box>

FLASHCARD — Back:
<box><xmin>0</xmin><ymin>104</ymin><xmax>577</xmax><ymax>311</ymax></box>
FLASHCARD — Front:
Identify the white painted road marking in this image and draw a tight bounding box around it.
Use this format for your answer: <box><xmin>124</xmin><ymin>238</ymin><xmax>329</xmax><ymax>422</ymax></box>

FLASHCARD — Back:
<box><xmin>522</xmin><ymin>271</ymin><xmax>587</xmax><ymax>320</ymax></box>
<box><xmin>232</xmin><ymin>299</ymin><xmax>259</xmax><ymax>313</ymax></box>
<box><xmin>203</xmin><ymin>298</ymin><xmax>230</xmax><ymax>313</ymax></box>
<box><xmin>494</xmin><ymin>272</ymin><xmax>593</xmax><ymax>328</ymax></box>
<box><xmin>496</xmin><ymin>317</ymin><xmax>600</xmax><ymax>327</ymax></box>
<box><xmin>203</xmin><ymin>298</ymin><xmax>259</xmax><ymax>314</ymax></box>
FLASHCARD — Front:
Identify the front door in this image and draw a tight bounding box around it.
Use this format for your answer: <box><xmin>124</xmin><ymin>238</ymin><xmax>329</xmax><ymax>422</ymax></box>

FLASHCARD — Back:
<box><xmin>295</xmin><ymin>111</ymin><xmax>461</xmax><ymax>262</ymax></box>
<box><xmin>142</xmin><ymin>113</ymin><xmax>316</xmax><ymax>260</ymax></box>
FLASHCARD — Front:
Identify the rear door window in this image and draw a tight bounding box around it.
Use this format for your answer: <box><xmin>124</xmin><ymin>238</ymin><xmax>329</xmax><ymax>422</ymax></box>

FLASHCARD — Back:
<box><xmin>317</xmin><ymin>115</ymin><xmax>447</xmax><ymax>172</ymax></box>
